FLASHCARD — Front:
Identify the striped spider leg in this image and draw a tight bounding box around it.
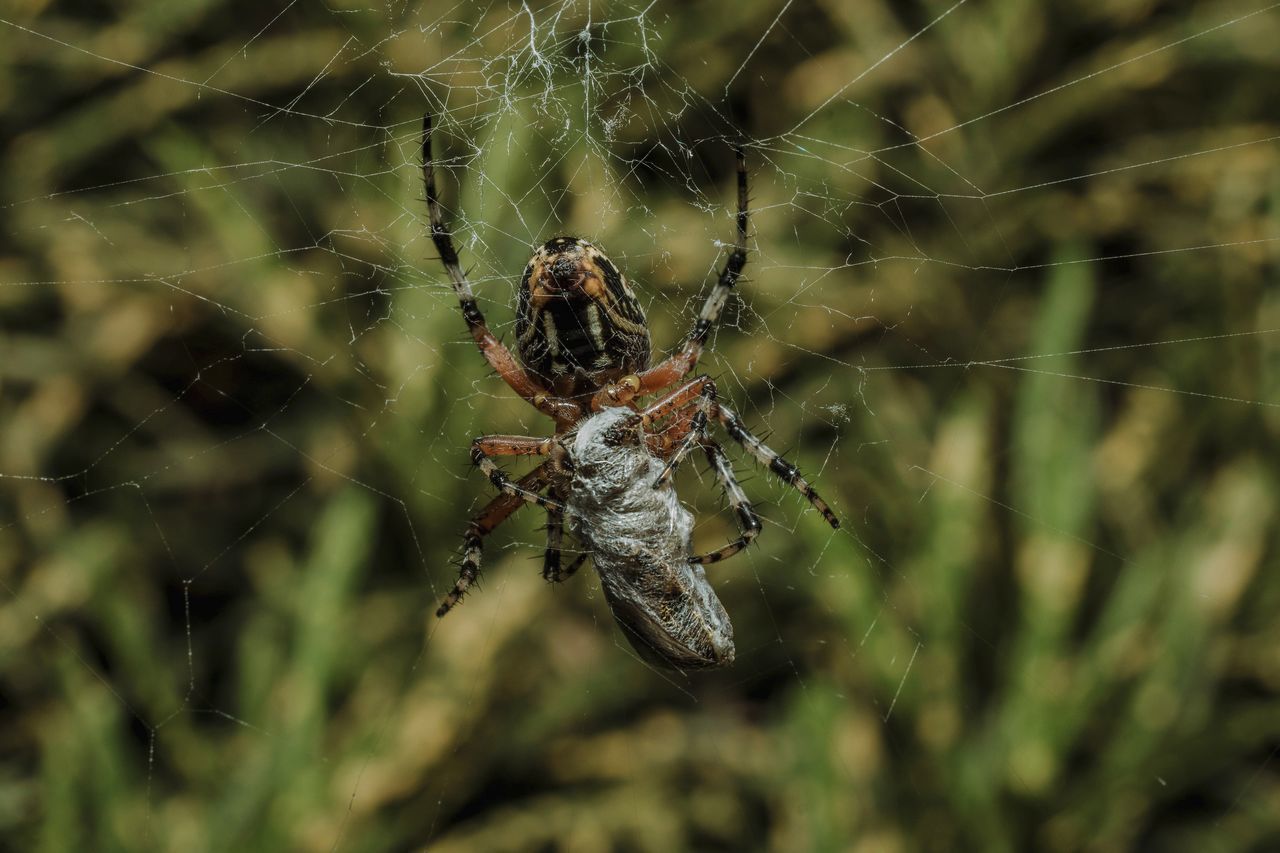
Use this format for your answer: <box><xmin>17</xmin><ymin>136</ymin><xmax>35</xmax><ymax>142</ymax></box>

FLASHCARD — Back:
<box><xmin>543</xmin><ymin>500</ymin><xmax>591</xmax><ymax>584</ymax></box>
<box><xmin>436</xmin><ymin>455</ymin><xmax>554</xmax><ymax>617</ymax></box>
<box><xmin>590</xmin><ymin>144</ymin><xmax>749</xmax><ymax>411</ymax></box>
<box><xmin>422</xmin><ymin>115</ymin><xmax>580</xmax><ymax>426</ymax></box>
<box><xmin>437</xmin><ymin>434</ymin><xmax>594</xmax><ymax>616</ymax></box>
<box><xmin>634</xmin><ymin>374</ymin><xmax>840</xmax><ymax>565</ymax></box>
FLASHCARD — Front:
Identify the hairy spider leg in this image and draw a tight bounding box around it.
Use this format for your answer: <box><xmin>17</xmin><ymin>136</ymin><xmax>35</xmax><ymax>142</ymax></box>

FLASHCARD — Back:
<box><xmin>642</xmin><ymin>146</ymin><xmax>749</xmax><ymax>390</ymax></box>
<box><xmin>589</xmin><ymin>146</ymin><xmax>748</xmax><ymax>411</ymax></box>
<box><xmin>543</xmin><ymin>501</ymin><xmax>565</xmax><ymax>582</ymax></box>
<box><xmin>638</xmin><ymin>374</ymin><xmax>839</xmax><ymax>531</ymax></box>
<box><xmin>422</xmin><ymin>114</ymin><xmax>579</xmax><ymax>425</ymax></box>
<box><xmin>561</xmin><ymin>551</ymin><xmax>591</xmax><ymax>579</ymax></box>
<box><xmin>466</xmin><ymin>437</ymin><xmax>587</xmax><ymax>584</ymax></box>
<box><xmin>437</xmin><ymin>462</ymin><xmax>554</xmax><ymax>617</ymax></box>
<box><xmin>470</xmin><ymin>436</ymin><xmax>563</xmax><ymax>511</ymax></box>
<box><xmin>543</xmin><ymin>500</ymin><xmax>592</xmax><ymax>583</ymax></box>
<box><xmin>648</xmin><ymin>404</ymin><xmax>699</xmax><ymax>457</ymax></box>
<box><xmin>638</xmin><ymin>374</ymin><xmax>712</xmax><ymax>423</ymax></box>
<box><xmin>715</xmin><ymin>405</ymin><xmax>840</xmax><ymax>529</ymax></box>
<box><xmin>646</xmin><ymin>376</ymin><xmax>718</xmax><ymax>487</ymax></box>
<box><xmin>690</xmin><ymin>441</ymin><xmax>763</xmax><ymax>564</ymax></box>
<box><xmin>637</xmin><ymin>375</ymin><xmax>705</xmax><ymax>457</ymax></box>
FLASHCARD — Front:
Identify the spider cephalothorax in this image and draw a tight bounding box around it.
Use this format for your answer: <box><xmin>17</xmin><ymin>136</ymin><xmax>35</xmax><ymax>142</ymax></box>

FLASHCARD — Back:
<box><xmin>515</xmin><ymin>236</ymin><xmax>651</xmax><ymax>397</ymax></box>
<box><xmin>422</xmin><ymin>114</ymin><xmax>840</xmax><ymax>668</ymax></box>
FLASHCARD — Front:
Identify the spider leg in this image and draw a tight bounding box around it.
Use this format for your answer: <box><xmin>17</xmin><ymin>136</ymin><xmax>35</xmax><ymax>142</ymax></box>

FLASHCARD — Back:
<box><xmin>647</xmin><ymin>377</ymin><xmax>717</xmax><ymax>487</ymax></box>
<box><xmin>471</xmin><ymin>436</ymin><xmax>563</xmax><ymax>510</ymax></box>
<box><xmin>590</xmin><ymin>146</ymin><xmax>748</xmax><ymax>411</ymax></box>
<box><xmin>545</xmin><ymin>503</ymin><xmax>591</xmax><ymax>583</ymax></box>
<box><xmin>640</xmin><ymin>146</ymin><xmax>749</xmax><ymax>393</ymax></box>
<box><xmin>437</xmin><ymin>462</ymin><xmax>553</xmax><ymax>617</ymax></box>
<box><xmin>474</xmin><ymin>435</ymin><xmax>555</xmax><ymax>457</ymax></box>
<box><xmin>639</xmin><ymin>375</ymin><xmax>712</xmax><ymax>422</ymax></box>
<box><xmin>642</xmin><ymin>395</ymin><xmax>698</xmax><ymax>457</ymax></box>
<box><xmin>690</xmin><ymin>440</ymin><xmax>762</xmax><ymax>565</ymax></box>
<box><xmin>716</xmin><ymin>405</ymin><xmax>840</xmax><ymax>529</ymax></box>
<box><xmin>560</xmin><ymin>551</ymin><xmax>591</xmax><ymax>580</ymax></box>
<box><xmin>543</xmin><ymin>503</ymin><xmax>565</xmax><ymax>581</ymax></box>
<box><xmin>422</xmin><ymin>115</ymin><xmax>578</xmax><ymax>424</ymax></box>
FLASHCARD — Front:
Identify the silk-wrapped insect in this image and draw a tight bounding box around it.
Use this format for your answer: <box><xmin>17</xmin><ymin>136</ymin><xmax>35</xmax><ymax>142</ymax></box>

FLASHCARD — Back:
<box><xmin>564</xmin><ymin>407</ymin><xmax>737</xmax><ymax>668</ymax></box>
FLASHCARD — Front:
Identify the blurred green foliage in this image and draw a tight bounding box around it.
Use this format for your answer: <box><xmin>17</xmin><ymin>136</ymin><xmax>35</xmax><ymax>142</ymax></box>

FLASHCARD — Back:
<box><xmin>2</xmin><ymin>0</ymin><xmax>1278</xmax><ymax>851</ymax></box>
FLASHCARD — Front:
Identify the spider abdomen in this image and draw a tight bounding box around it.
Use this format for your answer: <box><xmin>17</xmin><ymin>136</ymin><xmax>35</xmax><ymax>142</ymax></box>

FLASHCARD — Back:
<box><xmin>565</xmin><ymin>408</ymin><xmax>735</xmax><ymax>670</ymax></box>
<box><xmin>516</xmin><ymin>237</ymin><xmax>650</xmax><ymax>390</ymax></box>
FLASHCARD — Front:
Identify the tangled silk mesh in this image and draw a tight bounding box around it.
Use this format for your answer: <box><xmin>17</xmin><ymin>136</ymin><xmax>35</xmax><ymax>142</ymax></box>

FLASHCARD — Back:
<box><xmin>565</xmin><ymin>407</ymin><xmax>734</xmax><ymax>667</ymax></box>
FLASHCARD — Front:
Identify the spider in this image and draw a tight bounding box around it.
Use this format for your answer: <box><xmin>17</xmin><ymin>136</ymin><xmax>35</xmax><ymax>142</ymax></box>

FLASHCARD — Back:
<box><xmin>423</xmin><ymin>114</ymin><xmax>839</xmax><ymax>665</ymax></box>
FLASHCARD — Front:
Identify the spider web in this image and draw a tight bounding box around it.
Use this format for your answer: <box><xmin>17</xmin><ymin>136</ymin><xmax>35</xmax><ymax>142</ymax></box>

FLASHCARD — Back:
<box><xmin>2</xmin><ymin>0</ymin><xmax>1278</xmax><ymax>849</ymax></box>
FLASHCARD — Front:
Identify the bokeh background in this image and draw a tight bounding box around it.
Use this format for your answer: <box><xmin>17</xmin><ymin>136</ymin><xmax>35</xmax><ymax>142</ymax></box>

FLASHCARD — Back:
<box><xmin>2</xmin><ymin>0</ymin><xmax>1278</xmax><ymax>850</ymax></box>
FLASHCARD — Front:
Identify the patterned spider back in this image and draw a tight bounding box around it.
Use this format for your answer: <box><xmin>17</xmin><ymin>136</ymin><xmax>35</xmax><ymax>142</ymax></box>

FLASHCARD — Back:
<box><xmin>515</xmin><ymin>237</ymin><xmax>650</xmax><ymax>394</ymax></box>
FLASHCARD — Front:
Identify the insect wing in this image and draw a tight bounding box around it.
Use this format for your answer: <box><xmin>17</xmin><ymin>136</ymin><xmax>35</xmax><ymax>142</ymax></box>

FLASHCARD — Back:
<box><xmin>596</xmin><ymin>557</ymin><xmax>735</xmax><ymax>670</ymax></box>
